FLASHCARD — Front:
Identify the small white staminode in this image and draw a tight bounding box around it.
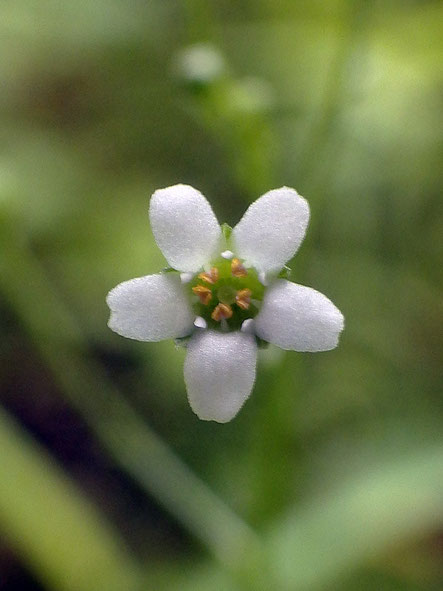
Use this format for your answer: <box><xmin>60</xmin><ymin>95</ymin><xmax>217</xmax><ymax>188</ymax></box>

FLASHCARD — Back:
<box><xmin>241</xmin><ymin>318</ymin><xmax>255</xmax><ymax>334</ymax></box>
<box><xmin>258</xmin><ymin>271</ymin><xmax>268</xmax><ymax>286</ymax></box>
<box><xmin>180</xmin><ymin>272</ymin><xmax>194</xmax><ymax>283</ymax></box>
<box><xmin>221</xmin><ymin>250</ymin><xmax>234</xmax><ymax>259</ymax></box>
<box><xmin>194</xmin><ymin>316</ymin><xmax>207</xmax><ymax>329</ymax></box>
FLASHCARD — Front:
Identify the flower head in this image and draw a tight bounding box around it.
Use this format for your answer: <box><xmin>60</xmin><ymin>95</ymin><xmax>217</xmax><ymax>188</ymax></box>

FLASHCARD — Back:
<box><xmin>106</xmin><ymin>185</ymin><xmax>344</xmax><ymax>423</ymax></box>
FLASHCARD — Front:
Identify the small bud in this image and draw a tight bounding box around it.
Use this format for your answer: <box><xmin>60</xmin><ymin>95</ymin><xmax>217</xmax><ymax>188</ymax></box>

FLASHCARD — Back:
<box><xmin>174</xmin><ymin>43</ymin><xmax>226</xmax><ymax>85</ymax></box>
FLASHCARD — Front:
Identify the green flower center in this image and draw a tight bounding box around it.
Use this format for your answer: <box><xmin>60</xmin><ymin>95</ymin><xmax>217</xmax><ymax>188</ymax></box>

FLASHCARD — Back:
<box><xmin>188</xmin><ymin>256</ymin><xmax>265</xmax><ymax>331</ymax></box>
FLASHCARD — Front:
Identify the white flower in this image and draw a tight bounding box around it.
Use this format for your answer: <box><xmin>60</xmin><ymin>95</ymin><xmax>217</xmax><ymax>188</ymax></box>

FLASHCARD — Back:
<box><xmin>106</xmin><ymin>184</ymin><xmax>344</xmax><ymax>423</ymax></box>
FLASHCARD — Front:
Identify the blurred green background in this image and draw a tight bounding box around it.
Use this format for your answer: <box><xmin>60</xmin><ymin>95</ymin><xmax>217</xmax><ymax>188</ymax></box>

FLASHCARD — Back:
<box><xmin>0</xmin><ymin>1</ymin><xmax>442</xmax><ymax>590</ymax></box>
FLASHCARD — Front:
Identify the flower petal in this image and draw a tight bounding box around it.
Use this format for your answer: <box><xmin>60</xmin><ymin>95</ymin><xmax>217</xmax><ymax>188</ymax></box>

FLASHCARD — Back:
<box><xmin>149</xmin><ymin>184</ymin><xmax>222</xmax><ymax>272</ymax></box>
<box><xmin>232</xmin><ymin>187</ymin><xmax>310</xmax><ymax>273</ymax></box>
<box><xmin>107</xmin><ymin>274</ymin><xmax>194</xmax><ymax>341</ymax></box>
<box><xmin>254</xmin><ymin>279</ymin><xmax>344</xmax><ymax>351</ymax></box>
<box><xmin>184</xmin><ymin>331</ymin><xmax>257</xmax><ymax>423</ymax></box>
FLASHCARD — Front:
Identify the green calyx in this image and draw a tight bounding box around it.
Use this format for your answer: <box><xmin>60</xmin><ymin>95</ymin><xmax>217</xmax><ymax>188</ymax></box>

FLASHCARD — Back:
<box><xmin>221</xmin><ymin>223</ymin><xmax>232</xmax><ymax>241</ymax></box>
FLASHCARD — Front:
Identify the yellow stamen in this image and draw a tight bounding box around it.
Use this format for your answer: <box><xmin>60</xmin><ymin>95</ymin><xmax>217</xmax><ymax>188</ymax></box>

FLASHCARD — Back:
<box><xmin>231</xmin><ymin>258</ymin><xmax>248</xmax><ymax>277</ymax></box>
<box><xmin>211</xmin><ymin>303</ymin><xmax>233</xmax><ymax>322</ymax></box>
<box><xmin>192</xmin><ymin>285</ymin><xmax>212</xmax><ymax>305</ymax></box>
<box><xmin>236</xmin><ymin>288</ymin><xmax>252</xmax><ymax>310</ymax></box>
<box><xmin>198</xmin><ymin>267</ymin><xmax>219</xmax><ymax>284</ymax></box>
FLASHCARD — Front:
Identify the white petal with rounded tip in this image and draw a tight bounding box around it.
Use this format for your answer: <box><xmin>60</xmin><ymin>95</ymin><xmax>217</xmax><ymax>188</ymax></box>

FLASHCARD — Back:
<box><xmin>184</xmin><ymin>331</ymin><xmax>257</xmax><ymax>423</ymax></box>
<box><xmin>255</xmin><ymin>279</ymin><xmax>344</xmax><ymax>351</ymax></box>
<box><xmin>107</xmin><ymin>274</ymin><xmax>194</xmax><ymax>341</ymax></box>
<box><xmin>149</xmin><ymin>184</ymin><xmax>222</xmax><ymax>272</ymax></box>
<box><xmin>232</xmin><ymin>187</ymin><xmax>310</xmax><ymax>273</ymax></box>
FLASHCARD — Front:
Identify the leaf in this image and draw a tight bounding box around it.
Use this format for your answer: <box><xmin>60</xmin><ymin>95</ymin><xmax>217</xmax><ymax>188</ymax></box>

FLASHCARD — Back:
<box><xmin>266</xmin><ymin>444</ymin><xmax>443</xmax><ymax>590</ymax></box>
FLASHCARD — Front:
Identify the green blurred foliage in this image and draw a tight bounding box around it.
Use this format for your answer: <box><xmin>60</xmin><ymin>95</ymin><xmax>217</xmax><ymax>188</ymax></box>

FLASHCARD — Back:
<box><xmin>0</xmin><ymin>1</ymin><xmax>442</xmax><ymax>590</ymax></box>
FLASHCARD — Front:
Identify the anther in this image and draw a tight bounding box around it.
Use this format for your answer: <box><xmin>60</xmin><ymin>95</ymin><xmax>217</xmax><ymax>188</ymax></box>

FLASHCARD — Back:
<box><xmin>235</xmin><ymin>288</ymin><xmax>252</xmax><ymax>310</ymax></box>
<box><xmin>192</xmin><ymin>285</ymin><xmax>212</xmax><ymax>305</ymax></box>
<box><xmin>198</xmin><ymin>267</ymin><xmax>219</xmax><ymax>284</ymax></box>
<box><xmin>211</xmin><ymin>303</ymin><xmax>233</xmax><ymax>322</ymax></box>
<box><xmin>231</xmin><ymin>258</ymin><xmax>248</xmax><ymax>277</ymax></box>
<box><xmin>241</xmin><ymin>318</ymin><xmax>255</xmax><ymax>333</ymax></box>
